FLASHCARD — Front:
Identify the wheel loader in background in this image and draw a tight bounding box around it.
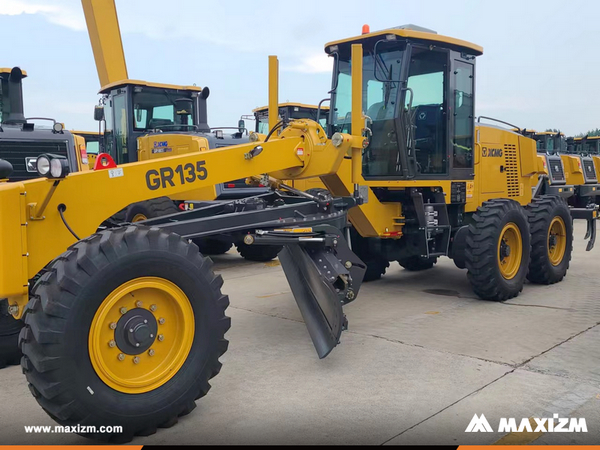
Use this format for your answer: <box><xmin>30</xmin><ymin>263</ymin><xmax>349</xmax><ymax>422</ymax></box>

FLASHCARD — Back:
<box><xmin>0</xmin><ymin>67</ymin><xmax>88</xmax><ymax>369</ymax></box>
<box><xmin>574</xmin><ymin>135</ymin><xmax>600</xmax><ymax>179</ymax></box>
<box><xmin>1</xmin><ymin>7</ymin><xmax>598</xmax><ymax>440</ymax></box>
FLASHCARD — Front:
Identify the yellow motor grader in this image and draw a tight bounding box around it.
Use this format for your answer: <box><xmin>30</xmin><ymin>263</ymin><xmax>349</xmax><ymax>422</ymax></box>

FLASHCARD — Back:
<box><xmin>0</xmin><ymin>13</ymin><xmax>597</xmax><ymax>443</ymax></box>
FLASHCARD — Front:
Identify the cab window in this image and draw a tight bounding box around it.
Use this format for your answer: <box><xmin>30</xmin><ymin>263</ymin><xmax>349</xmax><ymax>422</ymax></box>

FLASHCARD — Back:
<box><xmin>407</xmin><ymin>47</ymin><xmax>447</xmax><ymax>175</ymax></box>
<box><xmin>452</xmin><ymin>61</ymin><xmax>474</xmax><ymax>169</ymax></box>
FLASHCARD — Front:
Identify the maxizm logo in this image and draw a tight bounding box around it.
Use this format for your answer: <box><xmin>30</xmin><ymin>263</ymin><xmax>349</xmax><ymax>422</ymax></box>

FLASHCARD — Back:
<box><xmin>465</xmin><ymin>414</ymin><xmax>587</xmax><ymax>433</ymax></box>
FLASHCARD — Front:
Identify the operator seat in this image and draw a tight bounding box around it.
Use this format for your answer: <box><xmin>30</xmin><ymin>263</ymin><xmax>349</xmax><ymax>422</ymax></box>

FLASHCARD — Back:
<box><xmin>364</xmin><ymin>101</ymin><xmax>399</xmax><ymax>176</ymax></box>
<box><xmin>414</xmin><ymin>104</ymin><xmax>444</xmax><ymax>173</ymax></box>
<box><xmin>148</xmin><ymin>118</ymin><xmax>174</xmax><ymax>130</ymax></box>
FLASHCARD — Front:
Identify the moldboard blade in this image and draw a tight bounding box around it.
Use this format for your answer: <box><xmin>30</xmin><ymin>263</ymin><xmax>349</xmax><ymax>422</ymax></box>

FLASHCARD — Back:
<box><xmin>278</xmin><ymin>245</ymin><xmax>344</xmax><ymax>359</ymax></box>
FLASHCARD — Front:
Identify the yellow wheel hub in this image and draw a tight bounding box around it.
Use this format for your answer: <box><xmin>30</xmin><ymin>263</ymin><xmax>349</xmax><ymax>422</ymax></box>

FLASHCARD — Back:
<box><xmin>497</xmin><ymin>223</ymin><xmax>523</xmax><ymax>280</ymax></box>
<box><xmin>131</xmin><ymin>213</ymin><xmax>148</xmax><ymax>222</ymax></box>
<box><xmin>548</xmin><ymin>216</ymin><xmax>567</xmax><ymax>266</ymax></box>
<box><xmin>89</xmin><ymin>277</ymin><xmax>194</xmax><ymax>394</ymax></box>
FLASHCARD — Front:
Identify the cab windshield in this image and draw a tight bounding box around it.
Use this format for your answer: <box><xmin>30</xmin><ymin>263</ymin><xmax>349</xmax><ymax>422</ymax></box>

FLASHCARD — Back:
<box><xmin>132</xmin><ymin>88</ymin><xmax>196</xmax><ymax>132</ymax></box>
<box><xmin>584</xmin><ymin>140</ymin><xmax>599</xmax><ymax>155</ymax></box>
<box><xmin>331</xmin><ymin>42</ymin><xmax>407</xmax><ymax>177</ymax></box>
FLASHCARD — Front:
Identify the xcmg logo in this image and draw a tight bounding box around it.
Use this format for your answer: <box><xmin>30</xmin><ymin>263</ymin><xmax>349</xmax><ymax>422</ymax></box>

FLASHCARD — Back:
<box><xmin>465</xmin><ymin>414</ymin><xmax>587</xmax><ymax>433</ymax></box>
<box><xmin>481</xmin><ymin>147</ymin><xmax>503</xmax><ymax>157</ymax></box>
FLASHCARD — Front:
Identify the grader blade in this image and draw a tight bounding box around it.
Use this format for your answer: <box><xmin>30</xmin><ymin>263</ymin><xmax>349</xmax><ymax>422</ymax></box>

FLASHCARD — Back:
<box><xmin>253</xmin><ymin>226</ymin><xmax>365</xmax><ymax>358</ymax></box>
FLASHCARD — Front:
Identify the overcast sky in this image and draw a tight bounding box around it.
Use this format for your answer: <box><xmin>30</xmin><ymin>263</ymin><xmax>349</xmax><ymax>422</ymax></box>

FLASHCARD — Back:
<box><xmin>1</xmin><ymin>0</ymin><xmax>598</xmax><ymax>135</ymax></box>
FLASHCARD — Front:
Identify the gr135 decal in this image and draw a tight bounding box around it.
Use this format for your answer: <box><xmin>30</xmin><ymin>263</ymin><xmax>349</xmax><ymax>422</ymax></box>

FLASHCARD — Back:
<box><xmin>146</xmin><ymin>161</ymin><xmax>208</xmax><ymax>190</ymax></box>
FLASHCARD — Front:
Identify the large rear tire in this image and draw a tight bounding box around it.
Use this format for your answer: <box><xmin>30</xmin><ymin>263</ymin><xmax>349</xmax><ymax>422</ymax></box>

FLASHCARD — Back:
<box><xmin>19</xmin><ymin>226</ymin><xmax>230</xmax><ymax>442</ymax></box>
<box><xmin>526</xmin><ymin>195</ymin><xmax>573</xmax><ymax>284</ymax></box>
<box><xmin>465</xmin><ymin>199</ymin><xmax>531</xmax><ymax>301</ymax></box>
<box><xmin>0</xmin><ymin>306</ymin><xmax>22</xmax><ymax>369</ymax></box>
<box><xmin>125</xmin><ymin>197</ymin><xmax>179</xmax><ymax>223</ymax></box>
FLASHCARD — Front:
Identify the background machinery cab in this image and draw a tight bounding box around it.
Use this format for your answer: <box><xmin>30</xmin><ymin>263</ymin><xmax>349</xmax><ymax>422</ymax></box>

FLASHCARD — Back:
<box><xmin>253</xmin><ymin>102</ymin><xmax>330</xmax><ymax>134</ymax></box>
<box><xmin>251</xmin><ymin>103</ymin><xmax>331</xmax><ymax>193</ymax></box>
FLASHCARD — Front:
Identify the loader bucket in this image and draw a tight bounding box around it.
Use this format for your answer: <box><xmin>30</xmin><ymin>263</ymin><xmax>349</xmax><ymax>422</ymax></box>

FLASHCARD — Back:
<box><xmin>260</xmin><ymin>226</ymin><xmax>365</xmax><ymax>358</ymax></box>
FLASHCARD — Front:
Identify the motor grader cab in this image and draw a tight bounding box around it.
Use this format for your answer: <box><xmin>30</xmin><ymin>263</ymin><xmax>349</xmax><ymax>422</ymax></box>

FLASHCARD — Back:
<box><xmin>315</xmin><ymin>24</ymin><xmax>597</xmax><ymax>284</ymax></box>
<box><xmin>1</xmin><ymin>13</ymin><xmax>598</xmax><ymax>441</ymax></box>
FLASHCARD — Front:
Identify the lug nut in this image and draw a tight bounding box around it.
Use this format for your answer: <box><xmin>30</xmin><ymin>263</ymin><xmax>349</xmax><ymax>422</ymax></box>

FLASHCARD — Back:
<box><xmin>143</xmin><ymin>319</ymin><xmax>148</xmax><ymax>324</ymax></box>
<box><xmin>148</xmin><ymin>349</ymin><xmax>155</xmax><ymax>356</ymax></box>
<box><xmin>129</xmin><ymin>328</ymin><xmax>134</xmax><ymax>333</ymax></box>
<box><xmin>133</xmin><ymin>356</ymin><xmax>140</xmax><ymax>364</ymax></box>
<box><xmin>150</xmin><ymin>334</ymin><xmax>154</xmax><ymax>338</ymax></box>
<box><xmin>108</xmin><ymin>340</ymin><xmax>116</xmax><ymax>348</ymax></box>
<box><xmin>120</xmin><ymin>307</ymin><xmax>127</xmax><ymax>315</ymax></box>
<box><xmin>135</xmin><ymin>343</ymin><xmax>140</xmax><ymax>347</ymax></box>
<box><xmin>158</xmin><ymin>318</ymin><xmax>165</xmax><ymax>325</ymax></box>
<box><xmin>135</xmin><ymin>301</ymin><xmax>143</xmax><ymax>308</ymax></box>
<box><xmin>158</xmin><ymin>334</ymin><xmax>164</xmax><ymax>342</ymax></box>
<box><xmin>150</xmin><ymin>304</ymin><xmax>157</xmax><ymax>312</ymax></box>
<box><xmin>118</xmin><ymin>353</ymin><xmax>125</xmax><ymax>361</ymax></box>
<box><xmin>109</xmin><ymin>322</ymin><xmax>117</xmax><ymax>330</ymax></box>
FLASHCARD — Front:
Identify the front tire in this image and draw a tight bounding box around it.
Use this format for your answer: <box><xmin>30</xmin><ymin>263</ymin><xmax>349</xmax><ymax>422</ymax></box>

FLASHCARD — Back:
<box><xmin>465</xmin><ymin>199</ymin><xmax>531</xmax><ymax>301</ymax></box>
<box><xmin>526</xmin><ymin>196</ymin><xmax>573</xmax><ymax>284</ymax></box>
<box><xmin>19</xmin><ymin>226</ymin><xmax>230</xmax><ymax>442</ymax></box>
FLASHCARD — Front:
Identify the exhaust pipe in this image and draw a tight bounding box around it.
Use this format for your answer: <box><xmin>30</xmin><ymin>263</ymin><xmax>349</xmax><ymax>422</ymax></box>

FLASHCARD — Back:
<box><xmin>196</xmin><ymin>86</ymin><xmax>210</xmax><ymax>133</ymax></box>
<box><xmin>5</xmin><ymin>67</ymin><xmax>26</xmax><ymax>125</ymax></box>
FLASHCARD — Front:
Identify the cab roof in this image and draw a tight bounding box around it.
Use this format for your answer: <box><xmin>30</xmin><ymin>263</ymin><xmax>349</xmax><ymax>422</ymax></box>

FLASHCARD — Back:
<box><xmin>71</xmin><ymin>130</ymin><xmax>103</xmax><ymax>136</ymax></box>
<box><xmin>100</xmin><ymin>79</ymin><xmax>202</xmax><ymax>94</ymax></box>
<box><xmin>325</xmin><ymin>25</ymin><xmax>483</xmax><ymax>56</ymax></box>
<box><xmin>253</xmin><ymin>102</ymin><xmax>330</xmax><ymax>113</ymax></box>
<box><xmin>536</xmin><ymin>131</ymin><xmax>564</xmax><ymax>136</ymax></box>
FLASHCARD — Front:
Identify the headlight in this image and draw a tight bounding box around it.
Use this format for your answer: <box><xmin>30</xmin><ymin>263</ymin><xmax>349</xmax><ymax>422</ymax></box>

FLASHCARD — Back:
<box><xmin>50</xmin><ymin>158</ymin><xmax>64</xmax><ymax>178</ymax></box>
<box><xmin>36</xmin><ymin>155</ymin><xmax>50</xmax><ymax>176</ymax></box>
<box><xmin>36</xmin><ymin>154</ymin><xmax>69</xmax><ymax>179</ymax></box>
<box><xmin>331</xmin><ymin>132</ymin><xmax>344</xmax><ymax>148</ymax></box>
